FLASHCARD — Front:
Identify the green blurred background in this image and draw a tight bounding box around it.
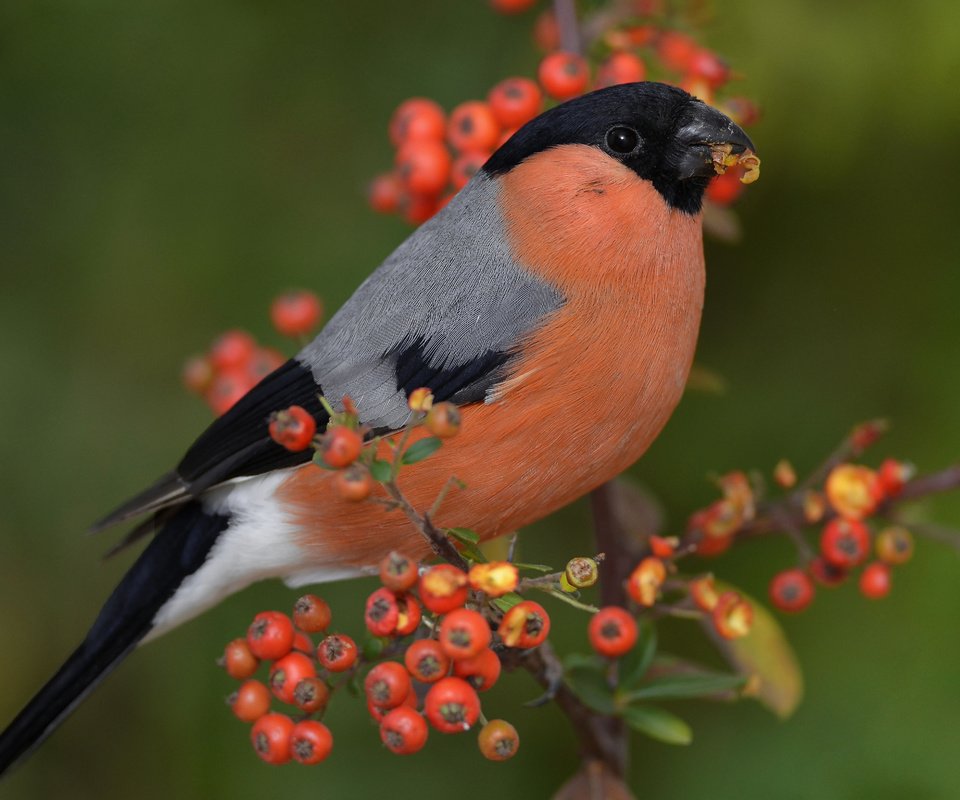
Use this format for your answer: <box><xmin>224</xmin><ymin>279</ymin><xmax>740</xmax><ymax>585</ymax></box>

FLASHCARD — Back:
<box><xmin>2</xmin><ymin>0</ymin><xmax>959</xmax><ymax>797</ymax></box>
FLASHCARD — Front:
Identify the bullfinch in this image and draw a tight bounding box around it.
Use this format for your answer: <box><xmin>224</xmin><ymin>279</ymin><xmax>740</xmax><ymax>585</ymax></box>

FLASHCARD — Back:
<box><xmin>0</xmin><ymin>81</ymin><xmax>756</xmax><ymax>774</ymax></box>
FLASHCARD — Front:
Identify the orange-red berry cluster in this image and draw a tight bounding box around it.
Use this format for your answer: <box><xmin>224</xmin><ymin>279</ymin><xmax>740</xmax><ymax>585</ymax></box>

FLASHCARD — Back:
<box><xmin>370</xmin><ymin>8</ymin><xmax>759</xmax><ymax>225</ymax></box>
<box><xmin>182</xmin><ymin>290</ymin><xmax>322</xmax><ymax>416</ymax></box>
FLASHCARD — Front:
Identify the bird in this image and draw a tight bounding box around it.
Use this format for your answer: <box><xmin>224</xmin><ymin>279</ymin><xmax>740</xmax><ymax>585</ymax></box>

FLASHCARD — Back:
<box><xmin>0</xmin><ymin>80</ymin><xmax>756</xmax><ymax>774</ymax></box>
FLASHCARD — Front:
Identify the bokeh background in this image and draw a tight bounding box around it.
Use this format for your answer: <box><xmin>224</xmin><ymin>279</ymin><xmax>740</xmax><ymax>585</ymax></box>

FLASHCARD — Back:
<box><xmin>2</xmin><ymin>1</ymin><xmax>959</xmax><ymax>797</ymax></box>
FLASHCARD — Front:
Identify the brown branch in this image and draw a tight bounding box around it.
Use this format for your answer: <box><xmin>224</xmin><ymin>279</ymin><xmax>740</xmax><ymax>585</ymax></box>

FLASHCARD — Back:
<box><xmin>553</xmin><ymin>0</ymin><xmax>582</xmax><ymax>54</ymax></box>
<box><xmin>382</xmin><ymin>480</ymin><xmax>468</xmax><ymax>571</ymax></box>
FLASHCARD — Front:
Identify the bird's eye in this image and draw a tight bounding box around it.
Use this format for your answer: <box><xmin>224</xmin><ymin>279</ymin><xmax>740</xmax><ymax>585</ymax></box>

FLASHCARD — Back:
<box><xmin>605</xmin><ymin>126</ymin><xmax>639</xmax><ymax>154</ymax></box>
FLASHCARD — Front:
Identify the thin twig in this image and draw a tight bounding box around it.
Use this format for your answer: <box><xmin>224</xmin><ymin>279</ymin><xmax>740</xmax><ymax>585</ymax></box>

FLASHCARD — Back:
<box><xmin>553</xmin><ymin>0</ymin><xmax>582</xmax><ymax>54</ymax></box>
<box><xmin>383</xmin><ymin>479</ymin><xmax>468</xmax><ymax>571</ymax></box>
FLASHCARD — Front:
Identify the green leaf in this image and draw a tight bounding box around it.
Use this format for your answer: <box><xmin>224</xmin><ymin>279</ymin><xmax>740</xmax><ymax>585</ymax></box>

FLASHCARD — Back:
<box><xmin>311</xmin><ymin>451</ymin><xmax>338</xmax><ymax>471</ymax></box>
<box><xmin>708</xmin><ymin>582</ymin><xmax>804</xmax><ymax>719</ymax></box>
<box><xmin>566</xmin><ymin>666</ymin><xmax>616</xmax><ymax>715</ymax></box>
<box><xmin>619</xmin><ymin>672</ymin><xmax>746</xmax><ymax>703</ymax></box>
<box><xmin>490</xmin><ymin>592</ymin><xmax>524</xmax><ymax>612</ymax></box>
<box><xmin>362</xmin><ymin>635</ymin><xmax>386</xmax><ymax>661</ymax></box>
<box><xmin>369</xmin><ymin>459</ymin><xmax>392</xmax><ymax>483</ymax></box>
<box><xmin>618</xmin><ymin>623</ymin><xmax>657</xmax><ymax>690</ymax></box>
<box><xmin>622</xmin><ymin>705</ymin><xmax>692</xmax><ymax>745</ymax></box>
<box><xmin>458</xmin><ymin>543</ymin><xmax>487</xmax><ymax>564</ymax></box>
<box><xmin>400</xmin><ymin>437</ymin><xmax>443</xmax><ymax>465</ymax></box>
<box><xmin>447</xmin><ymin>527</ymin><xmax>480</xmax><ymax>544</ymax></box>
<box><xmin>562</xmin><ymin>652</ymin><xmax>605</xmax><ymax>673</ymax></box>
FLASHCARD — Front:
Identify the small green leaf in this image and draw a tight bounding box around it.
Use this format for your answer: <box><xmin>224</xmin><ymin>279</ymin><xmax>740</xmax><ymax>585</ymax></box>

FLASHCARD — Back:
<box><xmin>512</xmin><ymin>562</ymin><xmax>554</xmax><ymax>573</ymax></box>
<box><xmin>620</xmin><ymin>672</ymin><xmax>746</xmax><ymax>703</ymax></box>
<box><xmin>362</xmin><ymin>635</ymin><xmax>387</xmax><ymax>661</ymax></box>
<box><xmin>400</xmin><ymin>437</ymin><xmax>443</xmax><ymax>465</ymax></box>
<box><xmin>490</xmin><ymin>592</ymin><xmax>524</xmax><ymax>612</ymax></box>
<box><xmin>622</xmin><ymin>705</ymin><xmax>692</xmax><ymax>745</ymax></box>
<box><xmin>566</xmin><ymin>667</ymin><xmax>616</xmax><ymax>715</ymax></box>
<box><xmin>458</xmin><ymin>543</ymin><xmax>487</xmax><ymax>564</ymax></box>
<box><xmin>368</xmin><ymin>459</ymin><xmax>392</xmax><ymax>483</ymax></box>
<box><xmin>447</xmin><ymin>527</ymin><xmax>480</xmax><ymax>544</ymax></box>
<box><xmin>618</xmin><ymin>623</ymin><xmax>657</xmax><ymax>690</ymax></box>
<box><xmin>562</xmin><ymin>652</ymin><xmax>605</xmax><ymax>673</ymax></box>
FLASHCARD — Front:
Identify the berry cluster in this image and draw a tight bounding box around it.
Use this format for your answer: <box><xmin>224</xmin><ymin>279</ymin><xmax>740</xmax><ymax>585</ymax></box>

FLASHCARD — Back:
<box><xmin>686</xmin><ymin>420</ymin><xmax>918</xmax><ymax>612</ymax></box>
<box><xmin>181</xmin><ymin>290</ymin><xmax>322</xmax><ymax>416</ymax></box>
<box><xmin>368</xmin><ymin>3</ymin><xmax>760</xmax><ymax>225</ymax></box>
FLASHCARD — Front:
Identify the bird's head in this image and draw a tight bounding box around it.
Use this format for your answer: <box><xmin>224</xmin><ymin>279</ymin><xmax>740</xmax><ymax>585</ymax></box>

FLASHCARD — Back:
<box><xmin>483</xmin><ymin>81</ymin><xmax>757</xmax><ymax>215</ymax></box>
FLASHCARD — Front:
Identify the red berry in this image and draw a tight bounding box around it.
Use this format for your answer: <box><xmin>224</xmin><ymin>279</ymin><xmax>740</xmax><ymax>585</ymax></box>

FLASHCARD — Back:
<box><xmin>820</xmin><ymin>518</ymin><xmax>871</xmax><ymax>569</ymax></box>
<box><xmin>477</xmin><ymin>719</ymin><xmax>519</xmax><ymax>761</ymax></box>
<box><xmin>595</xmin><ymin>52</ymin><xmax>646</xmax><ymax>89</ymax></box>
<box><xmin>424</xmin><ymin>402</ymin><xmax>461</xmax><ymax>438</ymax></box>
<box><xmin>398</xmin><ymin>191</ymin><xmax>439</xmax><ymax>225</ymax></box>
<box><xmin>293</xmin><ymin>677</ymin><xmax>330</xmax><ymax>715</ymax></box>
<box><xmin>221</xmin><ymin>638</ymin><xmax>259</xmax><ymax>680</ymax></box>
<box><xmin>292</xmin><ymin>594</ymin><xmax>332</xmax><ymax>634</ymax></box>
<box><xmin>269</xmin><ymin>652</ymin><xmax>317</xmax><ymax>705</ymax></box>
<box><xmin>533</xmin><ymin>10</ymin><xmax>560</xmax><ymax>51</ymax></box>
<box><xmin>625</xmin><ymin>557</ymin><xmax>666</xmax><ymax>607</ymax></box>
<box><xmin>368</xmin><ymin>172</ymin><xmax>404</xmax><ymax>214</ymax></box>
<box><xmin>705</xmin><ymin>169</ymin><xmax>746</xmax><ymax>206</ymax></box>
<box><xmin>335</xmin><ymin>464</ymin><xmax>373</xmax><ymax>502</ymax></box>
<box><xmin>396</xmin><ymin>139</ymin><xmax>453</xmax><ymax>196</ymax></box>
<box><xmin>316</xmin><ymin>633</ymin><xmax>358</xmax><ymax>672</ymax></box>
<box><xmin>491</xmin><ymin>0</ymin><xmax>536</xmax><ymax>13</ymax></box>
<box><xmin>439</xmin><ymin>608</ymin><xmax>491</xmax><ymax>660</ymax></box>
<box><xmin>405</xmin><ymin>639</ymin><xmax>451</xmax><ymax>683</ymax></box>
<box><xmin>364</xmin><ymin>662</ymin><xmax>412</xmax><ymax>709</ymax></box>
<box><xmin>809</xmin><ymin>556</ymin><xmax>848</xmax><ymax>587</ymax></box>
<box><xmin>487</xmin><ymin>77</ymin><xmax>543</xmax><ymax>129</ymax></box>
<box><xmin>859</xmin><ymin>561</ymin><xmax>892</xmax><ymax>599</ymax></box>
<box><xmin>419</xmin><ymin>564</ymin><xmax>469</xmax><ymax>614</ymax></box>
<box><xmin>389</xmin><ymin>98</ymin><xmax>446</xmax><ymax>147</ymax></box>
<box><xmin>368</xmin><ymin>684</ymin><xmax>417</xmax><ymax>723</ymax></box>
<box><xmin>688</xmin><ymin>48</ymin><xmax>730</xmax><ymax>88</ymax></box>
<box><xmin>448</xmin><ymin>101</ymin><xmax>501</xmax><ymax>153</ymax></box>
<box><xmin>292</xmin><ymin>631</ymin><xmax>313</xmax><ymax>654</ymax></box>
<box><xmin>320</xmin><ymin>425</ymin><xmax>363</xmax><ymax>468</ymax></box>
<box><xmin>394</xmin><ymin>594</ymin><xmax>423</xmax><ymax>637</ymax></box>
<box><xmin>230</xmin><ymin>679</ymin><xmax>271</xmax><ymax>722</ymax></box>
<box><xmin>209</xmin><ymin>329</ymin><xmax>257</xmax><ymax>371</ymax></box>
<box><xmin>877</xmin><ymin>458</ymin><xmax>914</xmax><ymax>497</ymax></box>
<box><xmin>424</xmin><ymin>677</ymin><xmax>481</xmax><ymax>734</ymax></box>
<box><xmin>768</xmin><ymin>569</ymin><xmax>815</xmax><ymax>613</ymax></box>
<box><xmin>365</xmin><ymin>587</ymin><xmax>400</xmax><ymax>636</ymax></box>
<box><xmin>270</xmin><ymin>290</ymin><xmax>322</xmax><ymax>338</ymax></box>
<box><xmin>498</xmin><ymin>600</ymin><xmax>550</xmax><ymax>648</ymax></box>
<box><xmin>247</xmin><ymin>347</ymin><xmax>285</xmax><ymax>382</ymax></box>
<box><xmin>268</xmin><ymin>405</ymin><xmax>317</xmax><ymax>452</ymax></box>
<box><xmin>291</xmin><ymin>720</ymin><xmax>333</xmax><ymax>765</ymax></box>
<box><xmin>251</xmin><ymin>713</ymin><xmax>295</xmax><ymax>765</ymax></box>
<box><xmin>182</xmin><ymin>355</ymin><xmax>213</xmax><ymax>395</ymax></box>
<box><xmin>453</xmin><ymin>647</ymin><xmax>501</xmax><ymax>692</ymax></box>
<box><xmin>450</xmin><ymin>151</ymin><xmax>490</xmax><ymax>191</ymax></box>
<box><xmin>205</xmin><ymin>368</ymin><xmax>256</xmax><ymax>415</ymax></box>
<box><xmin>588</xmin><ymin>606</ymin><xmax>637</xmax><ymax>658</ymax></box>
<box><xmin>380</xmin><ymin>551</ymin><xmax>419</xmax><ymax>592</ymax></box>
<box><xmin>712</xmin><ymin>591</ymin><xmax>753</xmax><ymax>639</ymax></box>
<box><xmin>657</xmin><ymin>31</ymin><xmax>698</xmax><ymax>72</ymax></box>
<box><xmin>247</xmin><ymin>611</ymin><xmax>295</xmax><ymax>661</ymax></box>
<box><xmin>380</xmin><ymin>706</ymin><xmax>429</xmax><ymax>755</ymax></box>
<box><xmin>538</xmin><ymin>52</ymin><xmax>589</xmax><ymax>100</ymax></box>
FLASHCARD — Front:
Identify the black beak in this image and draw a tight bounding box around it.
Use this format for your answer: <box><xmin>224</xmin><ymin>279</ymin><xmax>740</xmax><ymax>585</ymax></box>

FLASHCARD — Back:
<box><xmin>675</xmin><ymin>102</ymin><xmax>756</xmax><ymax>180</ymax></box>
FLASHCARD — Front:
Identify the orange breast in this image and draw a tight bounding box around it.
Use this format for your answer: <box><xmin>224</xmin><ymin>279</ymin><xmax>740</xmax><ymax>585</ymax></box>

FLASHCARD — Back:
<box><xmin>280</xmin><ymin>145</ymin><xmax>705</xmax><ymax>568</ymax></box>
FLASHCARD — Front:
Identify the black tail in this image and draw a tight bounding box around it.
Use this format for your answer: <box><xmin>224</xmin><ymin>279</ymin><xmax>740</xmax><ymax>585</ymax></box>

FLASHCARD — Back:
<box><xmin>0</xmin><ymin>502</ymin><xmax>229</xmax><ymax>776</ymax></box>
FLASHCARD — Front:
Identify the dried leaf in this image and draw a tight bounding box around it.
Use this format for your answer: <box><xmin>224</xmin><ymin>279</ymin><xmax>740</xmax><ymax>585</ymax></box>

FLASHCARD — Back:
<box><xmin>552</xmin><ymin>760</ymin><xmax>637</xmax><ymax>800</ymax></box>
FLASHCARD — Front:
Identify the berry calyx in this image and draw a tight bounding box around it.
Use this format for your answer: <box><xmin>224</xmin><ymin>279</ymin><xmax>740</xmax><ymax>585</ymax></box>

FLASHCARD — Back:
<box><xmin>365</xmin><ymin>662</ymin><xmax>413</xmax><ymax>710</ymax></box>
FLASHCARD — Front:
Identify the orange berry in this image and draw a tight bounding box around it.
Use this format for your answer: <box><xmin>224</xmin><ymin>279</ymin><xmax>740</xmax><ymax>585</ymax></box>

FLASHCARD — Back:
<box><xmin>538</xmin><ymin>52</ymin><xmax>589</xmax><ymax>100</ymax></box>
<box><xmin>407</xmin><ymin>386</ymin><xmax>434</xmax><ymax>412</ymax></box>
<box><xmin>270</xmin><ymin>290</ymin><xmax>322</xmax><ymax>338</ymax></box>
<box><xmin>877</xmin><ymin>459</ymin><xmax>914</xmax><ymax>497</ymax></box>
<box><xmin>688</xmin><ymin>48</ymin><xmax>730</xmax><ymax>88</ymax></box>
<box><xmin>469</xmin><ymin>561</ymin><xmax>519</xmax><ymax>597</ymax></box>
<box><xmin>380</xmin><ymin>551</ymin><xmax>419</xmax><ymax>592</ymax></box>
<box><xmin>205</xmin><ymin>368</ymin><xmax>256</xmax><ymax>415</ymax></box>
<box><xmin>451</xmin><ymin>151</ymin><xmax>490</xmax><ymax>191</ymax></box>
<box><xmin>768</xmin><ymin>569</ymin><xmax>815</xmax><ymax>613</ymax></box>
<box><xmin>293</xmin><ymin>677</ymin><xmax>330</xmax><ymax>715</ymax></box>
<box><xmin>405</xmin><ymin>639</ymin><xmax>451</xmax><ymax>683</ymax></box>
<box><xmin>209</xmin><ymin>329</ymin><xmax>257</xmax><ymax>371</ymax></box>
<box><xmin>368</xmin><ymin>172</ymin><xmax>404</xmax><ymax>214</ymax></box>
<box><xmin>316</xmin><ymin>633</ymin><xmax>358</xmax><ymax>672</ymax></box>
<box><xmin>498</xmin><ymin>600</ymin><xmax>550</xmax><ymax>648</ymax></box>
<box><xmin>247</xmin><ymin>611</ymin><xmax>295</xmax><ymax>661</ymax></box>
<box><xmin>820</xmin><ymin>517</ymin><xmax>871</xmax><ymax>569</ymax></box>
<box><xmin>398</xmin><ymin>191</ymin><xmax>440</xmax><ymax>225</ymax></box>
<box><xmin>488</xmin><ymin>77</ymin><xmax>543</xmax><ymax>128</ymax></box>
<box><xmin>419</xmin><ymin>564</ymin><xmax>469</xmax><ymax>614</ymax></box>
<box><xmin>291</xmin><ymin>720</ymin><xmax>333</xmax><ymax>765</ymax></box>
<box><xmin>626</xmin><ymin>557</ymin><xmax>666</xmax><ymax>607</ymax></box>
<box><xmin>396</xmin><ymin>139</ymin><xmax>453</xmax><ymax>196</ymax></box>
<box><xmin>365</xmin><ymin>662</ymin><xmax>412</xmax><ymax>710</ymax></box>
<box><xmin>230</xmin><ymin>679</ymin><xmax>271</xmax><ymax>722</ymax></box>
<box><xmin>269</xmin><ymin>652</ymin><xmax>317</xmax><ymax>705</ymax></box>
<box><xmin>335</xmin><ymin>464</ymin><xmax>373</xmax><ymax>502</ymax></box>
<box><xmin>292</xmin><ymin>594</ymin><xmax>331</xmax><ymax>634</ymax></box>
<box><xmin>825</xmin><ymin>464</ymin><xmax>882</xmax><ymax>519</ymax></box>
<box><xmin>221</xmin><ymin>638</ymin><xmax>259</xmax><ymax>680</ymax></box>
<box><xmin>588</xmin><ymin>606</ymin><xmax>637</xmax><ymax>658</ymax></box>
<box><xmin>705</xmin><ymin>168</ymin><xmax>745</xmax><ymax>206</ymax></box>
<box><xmin>859</xmin><ymin>561</ymin><xmax>891</xmax><ymax>599</ymax></box>
<box><xmin>395</xmin><ymin>594</ymin><xmax>422</xmax><ymax>637</ymax></box>
<box><xmin>689</xmin><ymin>575</ymin><xmax>719</xmax><ymax>611</ymax></box>
<box><xmin>251</xmin><ymin>713</ymin><xmax>295</xmax><ymax>765</ymax></box>
<box><xmin>320</xmin><ymin>425</ymin><xmax>363</xmax><ymax>468</ymax></box>
<box><xmin>380</xmin><ymin>706</ymin><xmax>428</xmax><ymax>755</ymax></box>
<box><xmin>595</xmin><ymin>52</ymin><xmax>646</xmax><ymax>88</ymax></box>
<box><xmin>424</xmin><ymin>677</ymin><xmax>481</xmax><ymax>734</ymax></box>
<box><xmin>247</xmin><ymin>347</ymin><xmax>285</xmax><ymax>382</ymax></box>
<box><xmin>657</xmin><ymin>30</ymin><xmax>698</xmax><ymax>72</ymax></box>
<box><xmin>448</xmin><ymin>101</ymin><xmax>501</xmax><ymax>153</ymax></box>
<box><xmin>268</xmin><ymin>405</ymin><xmax>317</xmax><ymax>452</ymax></box>
<box><xmin>875</xmin><ymin>526</ymin><xmax>914</xmax><ymax>565</ymax></box>
<box><xmin>424</xmin><ymin>402</ymin><xmax>461</xmax><ymax>438</ymax></box>
<box><xmin>182</xmin><ymin>355</ymin><xmax>213</xmax><ymax>395</ymax></box>
<box><xmin>453</xmin><ymin>647</ymin><xmax>501</xmax><ymax>692</ymax></box>
<box><xmin>389</xmin><ymin>97</ymin><xmax>446</xmax><ymax>147</ymax></box>
<box><xmin>439</xmin><ymin>608</ymin><xmax>491</xmax><ymax>660</ymax></box>
<box><xmin>533</xmin><ymin>10</ymin><xmax>560</xmax><ymax>51</ymax></box>
<box><xmin>712</xmin><ymin>592</ymin><xmax>753</xmax><ymax>639</ymax></box>
<box><xmin>365</xmin><ymin>587</ymin><xmax>400</xmax><ymax>637</ymax></box>
<box><xmin>477</xmin><ymin>719</ymin><xmax>519</xmax><ymax>761</ymax></box>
